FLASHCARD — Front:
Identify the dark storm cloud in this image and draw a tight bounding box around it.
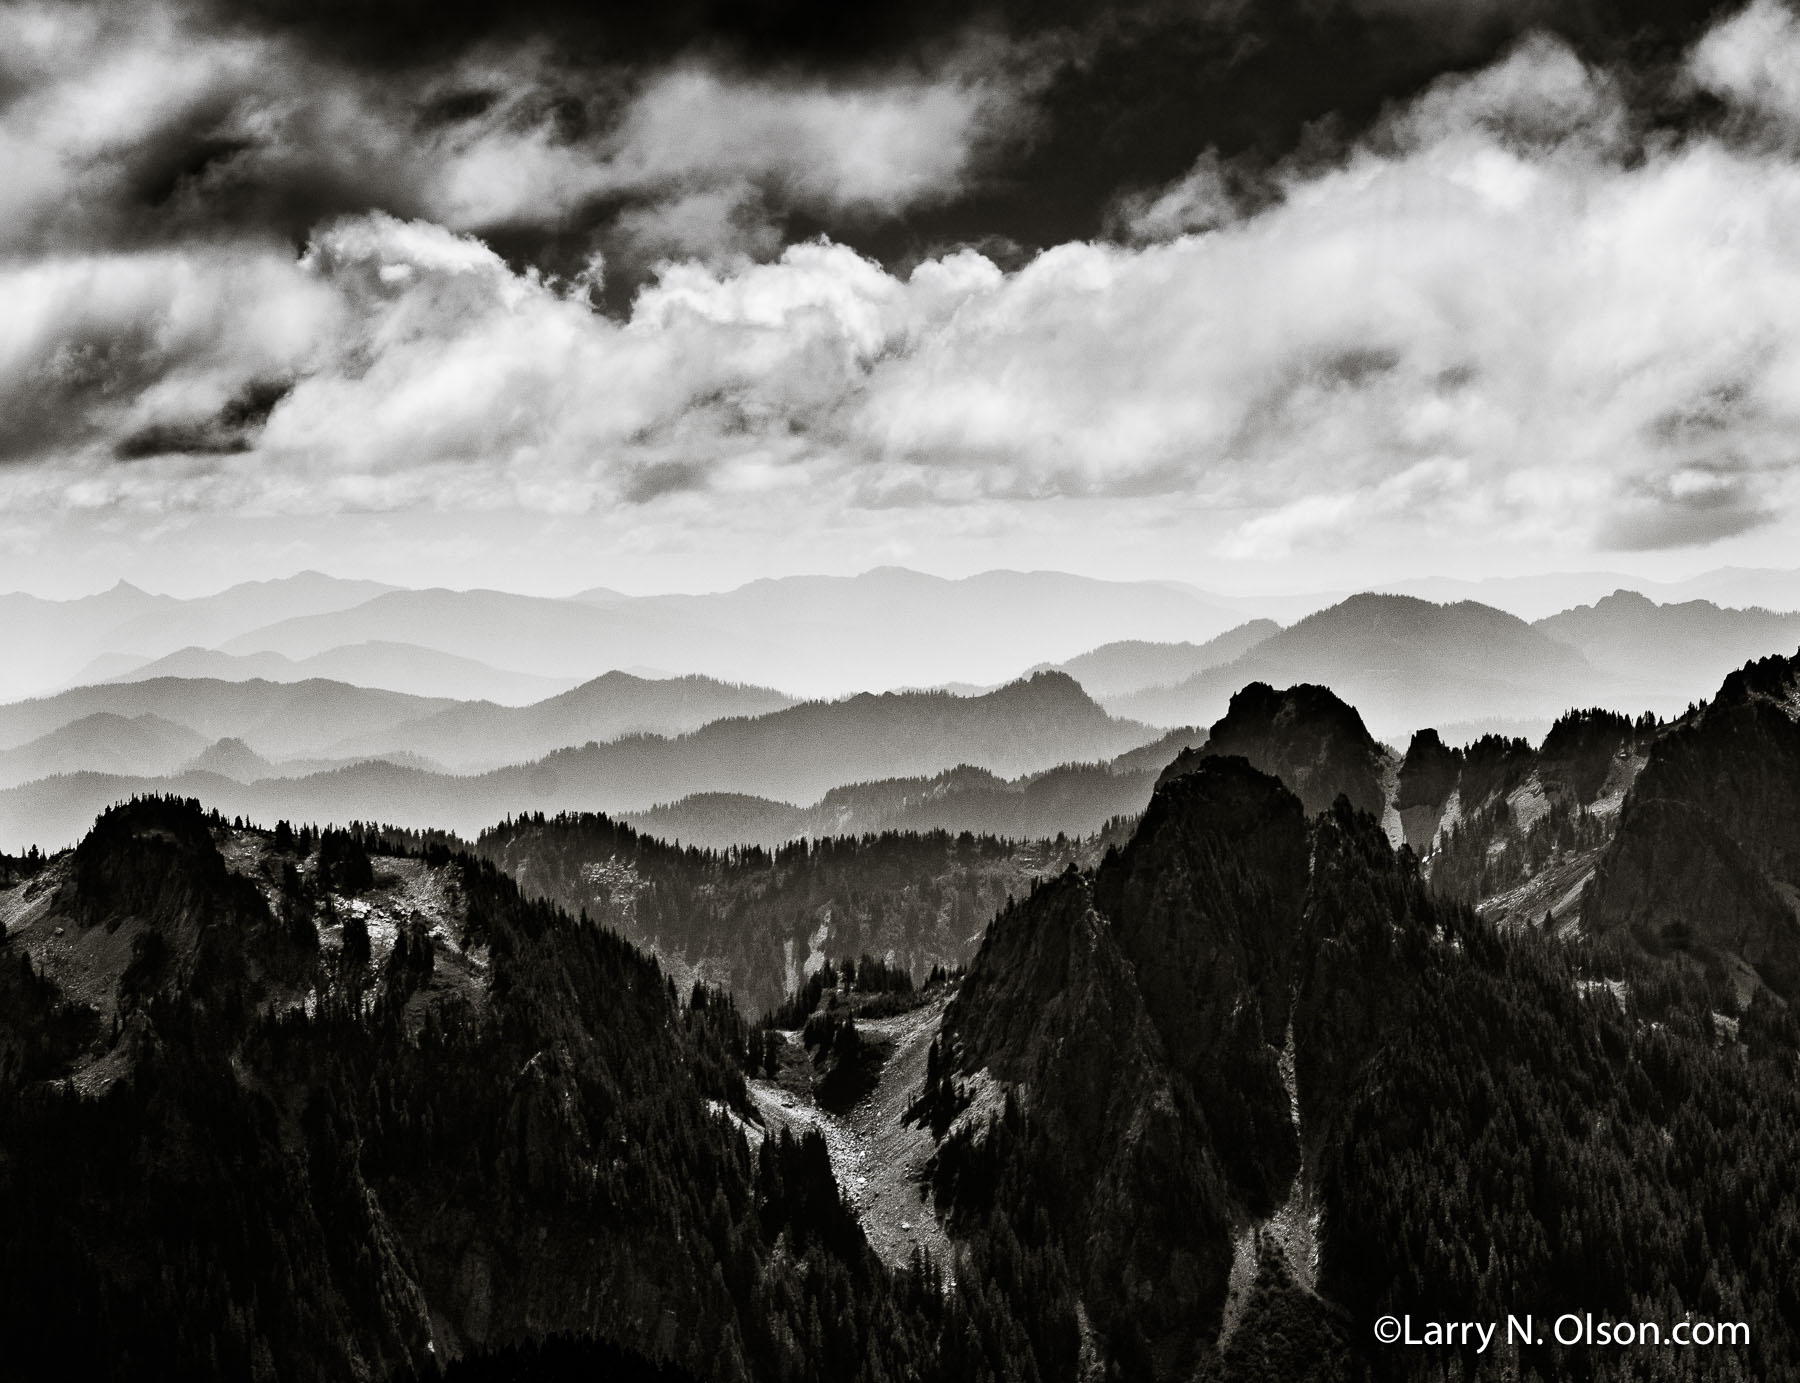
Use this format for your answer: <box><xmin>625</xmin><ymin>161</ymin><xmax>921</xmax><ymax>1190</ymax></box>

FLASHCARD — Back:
<box><xmin>114</xmin><ymin>379</ymin><xmax>293</xmax><ymax>460</ymax></box>
<box><xmin>10</xmin><ymin>0</ymin><xmax>1800</xmax><ymax>572</ymax></box>
<box><xmin>18</xmin><ymin>0</ymin><xmax>1724</xmax><ymax>280</ymax></box>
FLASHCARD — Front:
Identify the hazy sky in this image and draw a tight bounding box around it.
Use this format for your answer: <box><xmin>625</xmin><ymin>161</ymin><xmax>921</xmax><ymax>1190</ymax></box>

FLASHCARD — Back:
<box><xmin>5</xmin><ymin>0</ymin><xmax>1800</xmax><ymax>598</ymax></box>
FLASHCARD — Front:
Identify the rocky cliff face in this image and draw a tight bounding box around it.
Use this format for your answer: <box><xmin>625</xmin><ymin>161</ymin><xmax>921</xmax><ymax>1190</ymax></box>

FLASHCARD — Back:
<box><xmin>930</xmin><ymin>757</ymin><xmax>1339</xmax><ymax>1380</ymax></box>
<box><xmin>1585</xmin><ymin>652</ymin><xmax>1800</xmax><ymax>999</ymax></box>
<box><xmin>922</xmin><ymin>724</ymin><xmax>1800</xmax><ymax>1381</ymax></box>
<box><xmin>1160</xmin><ymin>680</ymin><xmax>1389</xmax><ymax>818</ymax></box>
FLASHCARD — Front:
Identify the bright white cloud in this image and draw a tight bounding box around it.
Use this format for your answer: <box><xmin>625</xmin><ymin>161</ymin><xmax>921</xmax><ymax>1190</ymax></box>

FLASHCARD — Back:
<box><xmin>6</xmin><ymin>8</ymin><xmax>1800</xmax><ymax>575</ymax></box>
<box><xmin>1689</xmin><ymin>0</ymin><xmax>1800</xmax><ymax>131</ymax></box>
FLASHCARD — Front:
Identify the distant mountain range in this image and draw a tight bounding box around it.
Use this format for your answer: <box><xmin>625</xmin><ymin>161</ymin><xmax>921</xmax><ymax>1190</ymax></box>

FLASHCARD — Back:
<box><xmin>1</xmin><ymin>572</ymin><xmax>396</xmax><ymax>703</ymax></box>
<box><xmin>99</xmin><ymin>641</ymin><xmax>578</xmax><ymax>706</ymax></box>
<box><xmin>624</xmin><ymin>728</ymin><xmax>1204</xmax><ymax>850</ymax></box>
<box><xmin>324</xmin><ymin>671</ymin><xmax>797</xmax><ymax>770</ymax></box>
<box><xmin>7</xmin><ymin>584</ymin><xmax>1800</xmax><ymax>846</ymax></box>
<box><xmin>1534</xmin><ymin>590</ymin><xmax>1800</xmax><ymax>707</ymax></box>
<box><xmin>2</xmin><ymin>568</ymin><xmax>1241</xmax><ymax>705</ymax></box>
<box><xmin>10</xmin><ymin>565</ymin><xmax>1800</xmax><ymax>719</ymax></box>
<box><xmin>0</xmin><ymin>673</ymin><xmax>1161</xmax><ymax>851</ymax></box>
<box><xmin>1034</xmin><ymin>621</ymin><xmax>1279</xmax><ymax>700</ymax></box>
<box><xmin>0</xmin><ymin>678</ymin><xmax>460</xmax><ymax>763</ymax></box>
<box><xmin>1110</xmin><ymin>590</ymin><xmax>1800</xmax><ymax>740</ymax></box>
<box><xmin>0</xmin><ymin>712</ymin><xmax>209</xmax><ymax>790</ymax></box>
<box><xmin>0</xmin><ymin>671</ymin><xmax>792</xmax><ymax>770</ymax></box>
<box><xmin>1113</xmin><ymin>594</ymin><xmax>1600</xmax><ymax>739</ymax></box>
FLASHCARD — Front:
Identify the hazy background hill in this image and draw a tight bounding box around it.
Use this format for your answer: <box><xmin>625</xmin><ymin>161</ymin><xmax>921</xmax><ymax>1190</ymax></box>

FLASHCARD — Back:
<box><xmin>0</xmin><ymin>671</ymin><xmax>793</xmax><ymax>770</ymax></box>
<box><xmin>325</xmin><ymin>671</ymin><xmax>796</xmax><ymax>771</ymax></box>
<box><xmin>625</xmin><ymin>728</ymin><xmax>1204</xmax><ymax>850</ymax></box>
<box><xmin>104</xmin><ymin>641</ymin><xmax>577</xmax><ymax>705</ymax></box>
<box><xmin>0</xmin><ymin>678</ymin><xmax>458</xmax><ymax>762</ymax></box>
<box><xmin>0</xmin><ymin>713</ymin><xmax>209</xmax><ymax>790</ymax></box>
<box><xmin>1</xmin><ymin>572</ymin><xmax>395</xmax><ymax>703</ymax></box>
<box><xmin>1533</xmin><ymin>590</ymin><xmax>1800</xmax><ymax>708</ymax></box>
<box><xmin>0</xmin><ymin>673</ymin><xmax>1161</xmax><ymax>850</ymax></box>
<box><xmin>1034</xmin><ymin>621</ymin><xmax>1279</xmax><ymax>701</ymax></box>
<box><xmin>1114</xmin><ymin>594</ymin><xmax>1607</xmax><ymax>741</ymax></box>
<box><xmin>10</xmin><ymin>564</ymin><xmax>1800</xmax><ymax>715</ymax></box>
<box><xmin>216</xmin><ymin>569</ymin><xmax>1238</xmax><ymax>699</ymax></box>
<box><xmin>11</xmin><ymin>573</ymin><xmax>1800</xmax><ymax>839</ymax></box>
<box><xmin>1391</xmin><ymin>565</ymin><xmax>1800</xmax><ymax>621</ymax></box>
<box><xmin>3</xmin><ymin>568</ymin><xmax>1242</xmax><ymax>705</ymax></box>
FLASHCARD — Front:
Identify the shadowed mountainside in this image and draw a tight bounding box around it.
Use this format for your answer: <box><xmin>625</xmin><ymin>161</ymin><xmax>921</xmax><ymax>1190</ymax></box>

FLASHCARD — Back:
<box><xmin>0</xmin><ymin>797</ymin><xmax>1062</xmax><ymax>1383</ymax></box>
<box><xmin>911</xmin><ymin>745</ymin><xmax>1797</xmax><ymax>1378</ymax></box>
<box><xmin>1583</xmin><ymin>651</ymin><xmax>1800</xmax><ymax>1002</ymax></box>
<box><xmin>478</xmin><ymin>813</ymin><xmax>1075</xmax><ymax>1017</ymax></box>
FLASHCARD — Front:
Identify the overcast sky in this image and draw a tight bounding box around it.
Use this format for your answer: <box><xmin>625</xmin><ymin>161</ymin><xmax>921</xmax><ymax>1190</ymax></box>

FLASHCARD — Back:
<box><xmin>5</xmin><ymin>0</ymin><xmax>1800</xmax><ymax>598</ymax></box>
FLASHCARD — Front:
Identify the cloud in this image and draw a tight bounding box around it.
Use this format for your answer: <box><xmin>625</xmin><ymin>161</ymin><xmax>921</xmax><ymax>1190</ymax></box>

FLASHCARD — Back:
<box><xmin>1688</xmin><ymin>0</ymin><xmax>1800</xmax><ymax>133</ymax></box>
<box><xmin>6</xmin><ymin>13</ymin><xmax>1800</xmax><ymax>565</ymax></box>
<box><xmin>0</xmin><ymin>1</ymin><xmax>1040</xmax><ymax>272</ymax></box>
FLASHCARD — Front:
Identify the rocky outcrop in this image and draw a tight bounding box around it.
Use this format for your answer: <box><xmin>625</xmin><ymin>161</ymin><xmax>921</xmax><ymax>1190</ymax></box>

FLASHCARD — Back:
<box><xmin>1585</xmin><ymin>653</ymin><xmax>1800</xmax><ymax>998</ymax></box>
<box><xmin>1159</xmin><ymin>681</ymin><xmax>1387</xmax><ymax>818</ymax></box>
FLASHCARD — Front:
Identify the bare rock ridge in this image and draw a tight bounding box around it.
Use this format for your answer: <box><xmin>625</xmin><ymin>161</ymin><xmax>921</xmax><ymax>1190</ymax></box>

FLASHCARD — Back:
<box><xmin>1159</xmin><ymin>679</ymin><xmax>1389</xmax><ymax>818</ymax></box>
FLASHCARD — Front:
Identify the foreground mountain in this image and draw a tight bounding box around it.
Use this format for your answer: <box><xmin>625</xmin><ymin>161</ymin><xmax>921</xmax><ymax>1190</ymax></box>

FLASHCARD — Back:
<box><xmin>910</xmin><ymin>748</ymin><xmax>1791</xmax><ymax>1379</ymax></box>
<box><xmin>1114</xmin><ymin>594</ymin><xmax>1603</xmax><ymax>740</ymax></box>
<box><xmin>0</xmin><ymin>798</ymin><xmax>1059</xmax><ymax>1383</ymax></box>
<box><xmin>1163</xmin><ymin>680</ymin><xmax>1392</xmax><ymax>819</ymax></box>
<box><xmin>0</xmin><ymin>673</ymin><xmax>1158</xmax><ymax>852</ymax></box>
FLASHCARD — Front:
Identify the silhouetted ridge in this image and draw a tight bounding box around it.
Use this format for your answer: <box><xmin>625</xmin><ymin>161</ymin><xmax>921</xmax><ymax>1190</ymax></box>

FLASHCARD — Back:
<box><xmin>1395</xmin><ymin>727</ymin><xmax>1460</xmax><ymax>811</ymax></box>
<box><xmin>1159</xmin><ymin>681</ymin><xmax>1386</xmax><ymax>817</ymax></box>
